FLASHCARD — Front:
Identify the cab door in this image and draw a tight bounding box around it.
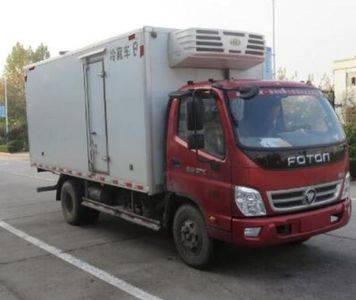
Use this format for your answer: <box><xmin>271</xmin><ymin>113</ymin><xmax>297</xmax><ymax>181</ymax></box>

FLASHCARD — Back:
<box><xmin>167</xmin><ymin>90</ymin><xmax>233</xmax><ymax>232</ymax></box>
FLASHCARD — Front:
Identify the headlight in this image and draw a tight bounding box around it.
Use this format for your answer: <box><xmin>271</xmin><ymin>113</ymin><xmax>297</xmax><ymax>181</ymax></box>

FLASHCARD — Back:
<box><xmin>342</xmin><ymin>172</ymin><xmax>351</xmax><ymax>199</ymax></box>
<box><xmin>234</xmin><ymin>186</ymin><xmax>266</xmax><ymax>216</ymax></box>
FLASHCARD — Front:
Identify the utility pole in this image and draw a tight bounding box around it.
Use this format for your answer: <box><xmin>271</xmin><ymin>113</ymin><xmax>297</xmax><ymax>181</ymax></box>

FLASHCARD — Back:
<box><xmin>4</xmin><ymin>77</ymin><xmax>9</xmax><ymax>138</ymax></box>
<box><xmin>272</xmin><ymin>0</ymin><xmax>276</xmax><ymax>79</ymax></box>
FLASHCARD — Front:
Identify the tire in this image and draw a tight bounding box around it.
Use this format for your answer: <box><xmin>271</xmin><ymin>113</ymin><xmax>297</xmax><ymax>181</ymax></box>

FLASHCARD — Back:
<box><xmin>61</xmin><ymin>180</ymin><xmax>100</xmax><ymax>225</ymax></box>
<box><xmin>173</xmin><ymin>204</ymin><xmax>215</xmax><ymax>269</ymax></box>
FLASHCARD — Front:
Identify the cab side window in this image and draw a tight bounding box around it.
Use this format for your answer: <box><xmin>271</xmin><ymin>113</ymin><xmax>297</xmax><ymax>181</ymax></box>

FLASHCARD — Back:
<box><xmin>177</xmin><ymin>93</ymin><xmax>225</xmax><ymax>159</ymax></box>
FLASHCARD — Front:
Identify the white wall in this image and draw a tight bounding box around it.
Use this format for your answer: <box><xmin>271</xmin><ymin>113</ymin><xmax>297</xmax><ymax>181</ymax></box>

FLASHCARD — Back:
<box><xmin>333</xmin><ymin>57</ymin><xmax>356</xmax><ymax>121</ymax></box>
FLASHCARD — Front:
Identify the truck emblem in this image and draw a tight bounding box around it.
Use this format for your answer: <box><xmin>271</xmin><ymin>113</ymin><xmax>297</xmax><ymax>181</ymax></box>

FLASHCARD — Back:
<box><xmin>230</xmin><ymin>38</ymin><xmax>241</xmax><ymax>46</ymax></box>
<box><xmin>287</xmin><ymin>153</ymin><xmax>331</xmax><ymax>167</ymax></box>
<box><xmin>304</xmin><ymin>189</ymin><xmax>317</xmax><ymax>204</ymax></box>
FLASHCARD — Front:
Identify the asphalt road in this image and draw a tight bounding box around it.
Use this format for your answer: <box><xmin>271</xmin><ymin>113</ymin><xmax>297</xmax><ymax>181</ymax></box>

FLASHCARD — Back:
<box><xmin>0</xmin><ymin>153</ymin><xmax>356</xmax><ymax>300</ymax></box>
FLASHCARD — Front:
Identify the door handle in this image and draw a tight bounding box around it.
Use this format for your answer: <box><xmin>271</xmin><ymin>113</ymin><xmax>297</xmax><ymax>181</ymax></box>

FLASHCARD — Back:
<box><xmin>172</xmin><ymin>159</ymin><xmax>181</xmax><ymax>168</ymax></box>
<box><xmin>90</xmin><ymin>131</ymin><xmax>97</xmax><ymax>135</ymax></box>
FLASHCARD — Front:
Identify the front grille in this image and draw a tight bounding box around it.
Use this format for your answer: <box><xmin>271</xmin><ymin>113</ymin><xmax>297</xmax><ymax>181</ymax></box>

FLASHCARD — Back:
<box><xmin>267</xmin><ymin>180</ymin><xmax>342</xmax><ymax>212</ymax></box>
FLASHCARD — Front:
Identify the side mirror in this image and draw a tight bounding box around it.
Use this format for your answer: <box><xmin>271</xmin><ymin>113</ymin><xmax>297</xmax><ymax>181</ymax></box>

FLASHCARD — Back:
<box><xmin>188</xmin><ymin>134</ymin><xmax>205</xmax><ymax>150</ymax></box>
<box><xmin>187</xmin><ymin>97</ymin><xmax>204</xmax><ymax>131</ymax></box>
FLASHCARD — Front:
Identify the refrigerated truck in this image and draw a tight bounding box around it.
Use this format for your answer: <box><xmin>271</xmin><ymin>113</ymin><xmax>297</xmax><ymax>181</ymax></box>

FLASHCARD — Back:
<box><xmin>25</xmin><ymin>26</ymin><xmax>352</xmax><ymax>268</ymax></box>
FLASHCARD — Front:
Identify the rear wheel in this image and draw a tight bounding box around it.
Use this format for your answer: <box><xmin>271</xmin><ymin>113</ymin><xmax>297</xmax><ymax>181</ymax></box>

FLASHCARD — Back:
<box><xmin>173</xmin><ymin>204</ymin><xmax>215</xmax><ymax>269</ymax></box>
<box><xmin>61</xmin><ymin>180</ymin><xmax>100</xmax><ymax>225</ymax></box>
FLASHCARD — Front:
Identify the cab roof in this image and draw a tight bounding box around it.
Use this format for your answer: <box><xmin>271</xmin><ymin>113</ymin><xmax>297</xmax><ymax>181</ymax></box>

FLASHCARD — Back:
<box><xmin>180</xmin><ymin>80</ymin><xmax>316</xmax><ymax>91</ymax></box>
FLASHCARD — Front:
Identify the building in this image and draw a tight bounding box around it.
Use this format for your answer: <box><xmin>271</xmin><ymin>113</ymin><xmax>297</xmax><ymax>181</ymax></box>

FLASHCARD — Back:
<box><xmin>263</xmin><ymin>47</ymin><xmax>273</xmax><ymax>80</ymax></box>
<box><xmin>333</xmin><ymin>56</ymin><xmax>356</xmax><ymax>122</ymax></box>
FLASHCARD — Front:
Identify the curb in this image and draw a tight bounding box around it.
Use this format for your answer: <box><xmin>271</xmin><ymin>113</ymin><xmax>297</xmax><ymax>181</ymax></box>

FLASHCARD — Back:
<box><xmin>0</xmin><ymin>152</ymin><xmax>29</xmax><ymax>159</ymax></box>
<box><xmin>0</xmin><ymin>152</ymin><xmax>12</xmax><ymax>156</ymax></box>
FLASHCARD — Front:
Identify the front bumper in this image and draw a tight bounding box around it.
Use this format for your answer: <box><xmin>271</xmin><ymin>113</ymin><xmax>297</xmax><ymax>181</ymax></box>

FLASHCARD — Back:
<box><xmin>232</xmin><ymin>198</ymin><xmax>352</xmax><ymax>247</ymax></box>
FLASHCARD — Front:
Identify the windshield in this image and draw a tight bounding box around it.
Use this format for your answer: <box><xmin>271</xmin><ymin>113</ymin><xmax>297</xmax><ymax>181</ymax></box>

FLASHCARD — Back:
<box><xmin>228</xmin><ymin>88</ymin><xmax>345</xmax><ymax>149</ymax></box>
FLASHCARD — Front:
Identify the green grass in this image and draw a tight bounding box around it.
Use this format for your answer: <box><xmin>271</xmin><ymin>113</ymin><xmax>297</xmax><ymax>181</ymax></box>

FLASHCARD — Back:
<box><xmin>0</xmin><ymin>144</ymin><xmax>8</xmax><ymax>152</ymax></box>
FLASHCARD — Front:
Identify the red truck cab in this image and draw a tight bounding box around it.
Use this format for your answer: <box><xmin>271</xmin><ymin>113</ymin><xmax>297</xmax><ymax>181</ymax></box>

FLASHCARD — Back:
<box><xmin>166</xmin><ymin>80</ymin><xmax>351</xmax><ymax>266</ymax></box>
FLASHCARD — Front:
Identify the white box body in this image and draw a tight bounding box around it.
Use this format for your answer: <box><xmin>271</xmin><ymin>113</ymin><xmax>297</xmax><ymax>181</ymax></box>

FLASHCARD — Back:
<box><xmin>26</xmin><ymin>27</ymin><xmax>264</xmax><ymax>195</ymax></box>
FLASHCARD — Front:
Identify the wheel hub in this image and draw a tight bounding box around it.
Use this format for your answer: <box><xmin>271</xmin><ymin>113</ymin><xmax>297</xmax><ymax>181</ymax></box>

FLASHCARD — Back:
<box><xmin>180</xmin><ymin>220</ymin><xmax>199</xmax><ymax>251</ymax></box>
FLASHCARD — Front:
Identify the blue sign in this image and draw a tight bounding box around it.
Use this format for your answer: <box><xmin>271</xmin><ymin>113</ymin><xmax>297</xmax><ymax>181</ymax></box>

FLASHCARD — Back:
<box><xmin>0</xmin><ymin>105</ymin><xmax>5</xmax><ymax>119</ymax></box>
<box><xmin>263</xmin><ymin>47</ymin><xmax>273</xmax><ymax>80</ymax></box>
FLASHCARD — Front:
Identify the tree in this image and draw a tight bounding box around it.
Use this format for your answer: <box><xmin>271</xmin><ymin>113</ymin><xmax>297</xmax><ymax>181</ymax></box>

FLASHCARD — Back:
<box><xmin>4</xmin><ymin>42</ymin><xmax>49</xmax><ymax>104</ymax></box>
<box><xmin>277</xmin><ymin>67</ymin><xmax>299</xmax><ymax>81</ymax></box>
<box><xmin>319</xmin><ymin>73</ymin><xmax>333</xmax><ymax>91</ymax></box>
<box><xmin>342</xmin><ymin>87</ymin><xmax>356</xmax><ymax>123</ymax></box>
<box><xmin>277</xmin><ymin>67</ymin><xmax>288</xmax><ymax>80</ymax></box>
<box><xmin>290</xmin><ymin>71</ymin><xmax>298</xmax><ymax>81</ymax></box>
<box><xmin>31</xmin><ymin>44</ymin><xmax>50</xmax><ymax>63</ymax></box>
<box><xmin>307</xmin><ymin>73</ymin><xmax>314</xmax><ymax>85</ymax></box>
<box><xmin>342</xmin><ymin>88</ymin><xmax>356</xmax><ymax>108</ymax></box>
<box><xmin>1</xmin><ymin>42</ymin><xmax>50</xmax><ymax>151</ymax></box>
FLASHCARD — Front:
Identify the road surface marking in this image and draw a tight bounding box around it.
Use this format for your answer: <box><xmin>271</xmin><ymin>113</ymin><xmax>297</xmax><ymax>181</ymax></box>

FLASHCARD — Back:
<box><xmin>0</xmin><ymin>220</ymin><xmax>163</xmax><ymax>300</ymax></box>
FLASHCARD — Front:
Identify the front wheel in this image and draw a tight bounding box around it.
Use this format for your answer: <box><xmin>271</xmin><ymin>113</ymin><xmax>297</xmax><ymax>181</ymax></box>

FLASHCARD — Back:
<box><xmin>173</xmin><ymin>204</ymin><xmax>215</xmax><ymax>269</ymax></box>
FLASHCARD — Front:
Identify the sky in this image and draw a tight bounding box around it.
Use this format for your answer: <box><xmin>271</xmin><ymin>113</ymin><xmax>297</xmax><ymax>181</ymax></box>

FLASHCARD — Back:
<box><xmin>1</xmin><ymin>0</ymin><xmax>356</xmax><ymax>83</ymax></box>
